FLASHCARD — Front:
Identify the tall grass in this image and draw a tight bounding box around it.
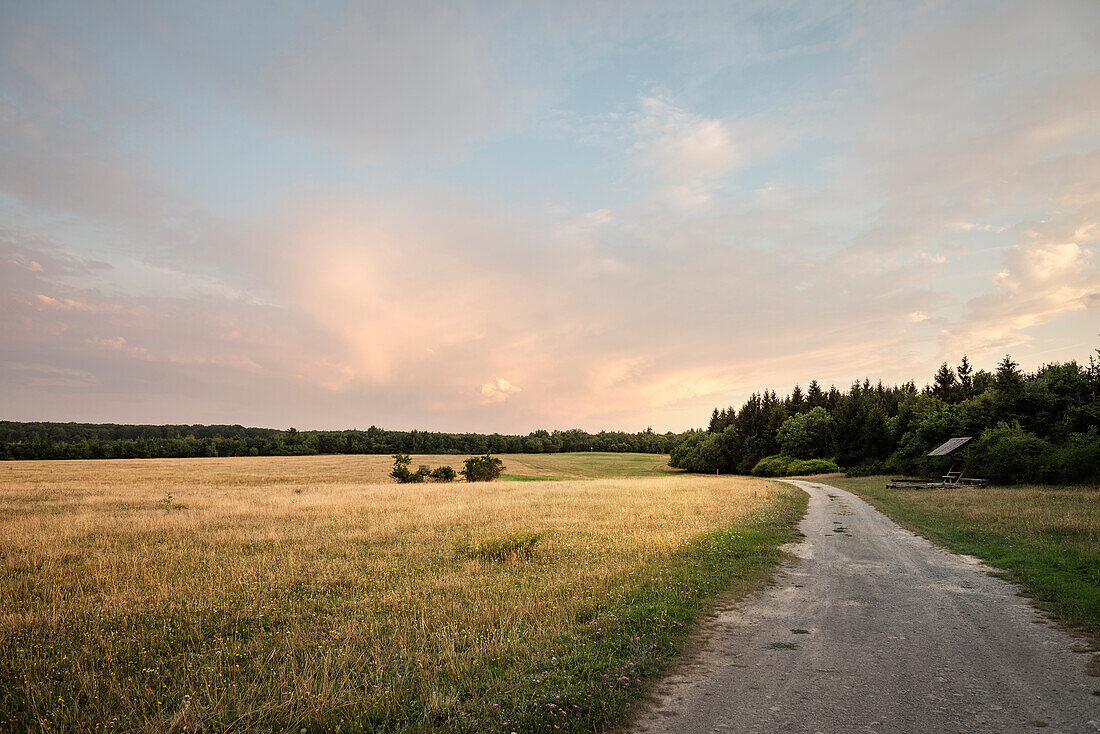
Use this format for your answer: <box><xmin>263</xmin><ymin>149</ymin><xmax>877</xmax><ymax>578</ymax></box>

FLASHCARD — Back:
<box><xmin>0</xmin><ymin>456</ymin><xmax>800</xmax><ymax>732</ymax></box>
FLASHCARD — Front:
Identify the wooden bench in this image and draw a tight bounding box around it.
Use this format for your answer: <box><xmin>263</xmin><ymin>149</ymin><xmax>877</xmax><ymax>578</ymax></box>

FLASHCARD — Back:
<box><xmin>886</xmin><ymin>477</ymin><xmax>988</xmax><ymax>489</ymax></box>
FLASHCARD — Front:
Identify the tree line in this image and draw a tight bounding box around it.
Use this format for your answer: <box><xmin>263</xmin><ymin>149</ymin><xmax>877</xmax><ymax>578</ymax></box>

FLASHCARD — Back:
<box><xmin>669</xmin><ymin>352</ymin><xmax>1100</xmax><ymax>484</ymax></box>
<box><xmin>0</xmin><ymin>423</ymin><xmax>675</xmax><ymax>461</ymax></box>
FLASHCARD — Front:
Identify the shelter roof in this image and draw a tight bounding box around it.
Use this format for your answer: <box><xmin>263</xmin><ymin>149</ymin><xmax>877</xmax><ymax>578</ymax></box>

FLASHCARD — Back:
<box><xmin>927</xmin><ymin>436</ymin><xmax>973</xmax><ymax>456</ymax></box>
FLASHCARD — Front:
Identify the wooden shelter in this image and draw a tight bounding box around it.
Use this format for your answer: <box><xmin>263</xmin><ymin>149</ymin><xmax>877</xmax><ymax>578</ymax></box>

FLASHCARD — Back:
<box><xmin>886</xmin><ymin>437</ymin><xmax>987</xmax><ymax>489</ymax></box>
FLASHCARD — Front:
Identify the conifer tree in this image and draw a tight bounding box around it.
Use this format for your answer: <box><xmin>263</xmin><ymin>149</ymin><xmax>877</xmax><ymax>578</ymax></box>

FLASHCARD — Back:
<box><xmin>932</xmin><ymin>363</ymin><xmax>958</xmax><ymax>401</ymax></box>
<box><xmin>806</xmin><ymin>380</ymin><xmax>824</xmax><ymax>408</ymax></box>
<box><xmin>957</xmin><ymin>355</ymin><xmax>973</xmax><ymax>398</ymax></box>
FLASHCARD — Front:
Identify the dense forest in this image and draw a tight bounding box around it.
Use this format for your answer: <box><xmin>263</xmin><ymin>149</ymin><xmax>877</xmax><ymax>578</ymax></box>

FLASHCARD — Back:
<box><xmin>0</xmin><ymin>422</ymin><xmax>674</xmax><ymax>460</ymax></box>
<box><xmin>669</xmin><ymin>352</ymin><xmax>1100</xmax><ymax>484</ymax></box>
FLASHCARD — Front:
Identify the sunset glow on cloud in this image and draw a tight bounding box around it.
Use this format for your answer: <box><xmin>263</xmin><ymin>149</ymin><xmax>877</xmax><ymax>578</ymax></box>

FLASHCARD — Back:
<box><xmin>1</xmin><ymin>1</ymin><xmax>1098</xmax><ymax>432</ymax></box>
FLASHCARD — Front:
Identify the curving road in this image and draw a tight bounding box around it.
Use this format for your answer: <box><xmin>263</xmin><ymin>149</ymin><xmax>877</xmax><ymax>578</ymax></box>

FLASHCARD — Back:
<box><xmin>631</xmin><ymin>479</ymin><xmax>1099</xmax><ymax>733</ymax></box>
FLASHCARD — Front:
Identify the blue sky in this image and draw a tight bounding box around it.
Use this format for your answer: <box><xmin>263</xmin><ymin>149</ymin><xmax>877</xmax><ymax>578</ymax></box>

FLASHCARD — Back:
<box><xmin>1</xmin><ymin>0</ymin><xmax>1098</xmax><ymax>431</ymax></box>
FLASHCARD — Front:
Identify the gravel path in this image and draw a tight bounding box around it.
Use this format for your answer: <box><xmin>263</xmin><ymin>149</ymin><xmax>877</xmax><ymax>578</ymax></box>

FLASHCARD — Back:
<box><xmin>630</xmin><ymin>479</ymin><xmax>1100</xmax><ymax>733</ymax></box>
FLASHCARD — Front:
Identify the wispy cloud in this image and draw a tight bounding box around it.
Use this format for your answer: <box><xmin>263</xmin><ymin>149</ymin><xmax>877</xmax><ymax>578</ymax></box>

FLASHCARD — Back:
<box><xmin>0</xmin><ymin>1</ymin><xmax>1097</xmax><ymax>431</ymax></box>
<box><xmin>632</xmin><ymin>94</ymin><xmax>740</xmax><ymax>209</ymax></box>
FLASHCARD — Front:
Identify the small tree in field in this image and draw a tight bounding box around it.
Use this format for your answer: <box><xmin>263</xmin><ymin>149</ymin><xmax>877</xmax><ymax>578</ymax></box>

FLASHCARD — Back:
<box><xmin>391</xmin><ymin>454</ymin><xmax>423</xmax><ymax>483</ymax></box>
<box><xmin>461</xmin><ymin>453</ymin><xmax>504</xmax><ymax>482</ymax></box>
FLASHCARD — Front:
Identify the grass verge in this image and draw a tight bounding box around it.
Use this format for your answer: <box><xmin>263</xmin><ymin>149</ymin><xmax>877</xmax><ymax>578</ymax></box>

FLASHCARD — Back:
<box><xmin>487</xmin><ymin>485</ymin><xmax>807</xmax><ymax>732</ymax></box>
<box><xmin>827</xmin><ymin>476</ymin><xmax>1100</xmax><ymax>641</ymax></box>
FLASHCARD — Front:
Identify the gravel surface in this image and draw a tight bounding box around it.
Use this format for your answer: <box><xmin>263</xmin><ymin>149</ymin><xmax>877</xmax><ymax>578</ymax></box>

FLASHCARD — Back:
<box><xmin>630</xmin><ymin>479</ymin><xmax>1100</xmax><ymax>733</ymax></box>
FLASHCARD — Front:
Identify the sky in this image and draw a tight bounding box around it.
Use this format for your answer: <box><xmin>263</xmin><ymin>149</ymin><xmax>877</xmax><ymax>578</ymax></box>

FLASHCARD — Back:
<box><xmin>1</xmin><ymin>0</ymin><xmax>1098</xmax><ymax>433</ymax></box>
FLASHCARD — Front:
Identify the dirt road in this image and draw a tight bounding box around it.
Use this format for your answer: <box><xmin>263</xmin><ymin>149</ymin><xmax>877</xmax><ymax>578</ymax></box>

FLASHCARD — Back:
<box><xmin>631</xmin><ymin>479</ymin><xmax>1099</xmax><ymax>733</ymax></box>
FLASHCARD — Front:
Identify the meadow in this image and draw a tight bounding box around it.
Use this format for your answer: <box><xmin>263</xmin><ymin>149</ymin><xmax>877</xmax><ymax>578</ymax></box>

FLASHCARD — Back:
<box><xmin>828</xmin><ymin>476</ymin><xmax>1100</xmax><ymax>640</ymax></box>
<box><xmin>0</xmin><ymin>454</ymin><xmax>804</xmax><ymax>732</ymax></box>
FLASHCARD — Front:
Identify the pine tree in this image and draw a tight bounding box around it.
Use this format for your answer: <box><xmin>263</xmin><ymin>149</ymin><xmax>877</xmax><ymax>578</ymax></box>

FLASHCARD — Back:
<box><xmin>1088</xmin><ymin>350</ymin><xmax>1100</xmax><ymax>405</ymax></box>
<box><xmin>807</xmin><ymin>380</ymin><xmax>824</xmax><ymax>408</ymax></box>
<box><xmin>790</xmin><ymin>385</ymin><xmax>804</xmax><ymax>413</ymax></box>
<box><xmin>957</xmin><ymin>355</ymin><xmax>973</xmax><ymax>398</ymax></box>
<box><xmin>996</xmin><ymin>355</ymin><xmax>1022</xmax><ymax>391</ymax></box>
<box><xmin>932</xmin><ymin>362</ymin><xmax>958</xmax><ymax>401</ymax></box>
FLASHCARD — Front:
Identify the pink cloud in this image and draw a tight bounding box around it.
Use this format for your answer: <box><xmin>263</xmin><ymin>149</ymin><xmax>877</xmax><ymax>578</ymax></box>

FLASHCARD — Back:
<box><xmin>480</xmin><ymin>378</ymin><xmax>522</xmax><ymax>404</ymax></box>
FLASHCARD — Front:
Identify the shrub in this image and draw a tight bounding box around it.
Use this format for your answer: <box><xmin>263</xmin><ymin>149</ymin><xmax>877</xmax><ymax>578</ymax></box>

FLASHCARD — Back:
<box><xmin>844</xmin><ymin>460</ymin><xmax>887</xmax><ymax>477</ymax></box>
<box><xmin>751</xmin><ymin>455</ymin><xmax>791</xmax><ymax>477</ymax></box>
<box><xmin>431</xmin><ymin>465</ymin><xmax>457</xmax><ymax>482</ymax></box>
<box><xmin>968</xmin><ymin>424</ymin><xmax>1052</xmax><ymax>484</ymax></box>
<box><xmin>752</xmin><ymin>455</ymin><xmax>838</xmax><ymax>477</ymax></box>
<box><xmin>1040</xmin><ymin>432</ymin><xmax>1100</xmax><ymax>484</ymax></box>
<box><xmin>392</xmin><ymin>456</ymin><xmax>461</xmax><ymax>483</ymax></box>
<box><xmin>461</xmin><ymin>453</ymin><xmax>504</xmax><ymax>482</ymax></box>
<box><xmin>786</xmin><ymin>458</ymin><xmax>839</xmax><ymax>475</ymax></box>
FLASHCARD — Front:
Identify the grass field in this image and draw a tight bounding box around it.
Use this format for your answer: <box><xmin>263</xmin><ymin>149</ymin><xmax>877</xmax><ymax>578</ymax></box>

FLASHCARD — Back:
<box><xmin>494</xmin><ymin>453</ymin><xmax>679</xmax><ymax>481</ymax></box>
<box><xmin>827</xmin><ymin>476</ymin><xmax>1100</xmax><ymax>641</ymax></box>
<box><xmin>0</xmin><ymin>454</ymin><xmax>804</xmax><ymax>732</ymax></box>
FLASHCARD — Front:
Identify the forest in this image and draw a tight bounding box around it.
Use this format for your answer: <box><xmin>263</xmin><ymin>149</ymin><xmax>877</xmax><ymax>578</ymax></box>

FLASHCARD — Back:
<box><xmin>0</xmin><ymin>422</ymin><xmax>674</xmax><ymax>460</ymax></box>
<box><xmin>669</xmin><ymin>352</ymin><xmax>1100</xmax><ymax>484</ymax></box>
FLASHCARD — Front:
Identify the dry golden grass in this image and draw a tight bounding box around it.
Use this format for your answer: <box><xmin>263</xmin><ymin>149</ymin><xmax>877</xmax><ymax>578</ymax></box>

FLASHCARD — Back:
<box><xmin>0</xmin><ymin>455</ymin><xmax>787</xmax><ymax>732</ymax></box>
<box><xmin>491</xmin><ymin>452</ymin><xmax>680</xmax><ymax>480</ymax></box>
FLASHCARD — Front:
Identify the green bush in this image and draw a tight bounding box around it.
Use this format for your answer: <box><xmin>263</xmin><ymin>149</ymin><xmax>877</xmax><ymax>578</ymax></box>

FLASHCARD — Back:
<box><xmin>430</xmin><ymin>465</ymin><xmax>457</xmax><ymax>482</ymax></box>
<box><xmin>461</xmin><ymin>453</ymin><xmax>504</xmax><ymax>482</ymax></box>
<box><xmin>1041</xmin><ymin>432</ymin><xmax>1100</xmax><ymax>484</ymax></box>
<box><xmin>393</xmin><ymin>455</ymin><xmax>462</xmax><ymax>483</ymax></box>
<box><xmin>845</xmin><ymin>460</ymin><xmax>887</xmax><ymax>477</ymax></box>
<box><xmin>968</xmin><ymin>424</ymin><xmax>1052</xmax><ymax>484</ymax></box>
<box><xmin>751</xmin><ymin>455</ymin><xmax>838</xmax><ymax>477</ymax></box>
<box><xmin>751</xmin><ymin>455</ymin><xmax>791</xmax><ymax>477</ymax></box>
<box><xmin>786</xmin><ymin>458</ymin><xmax>839</xmax><ymax>475</ymax></box>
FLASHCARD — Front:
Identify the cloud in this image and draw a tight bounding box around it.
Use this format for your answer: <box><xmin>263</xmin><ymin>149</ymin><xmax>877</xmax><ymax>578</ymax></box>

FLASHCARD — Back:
<box><xmin>34</xmin><ymin>294</ymin><xmax>95</xmax><ymax>312</ymax></box>
<box><xmin>944</xmin><ymin>212</ymin><xmax>1100</xmax><ymax>357</ymax></box>
<box><xmin>261</xmin><ymin>5</ymin><xmax>513</xmax><ymax>158</ymax></box>
<box><xmin>279</xmin><ymin>200</ymin><xmax>523</xmax><ymax>385</ymax></box>
<box><xmin>3</xmin><ymin>361</ymin><xmax>96</xmax><ymax>388</ymax></box>
<box><xmin>0</xmin><ymin>21</ymin><xmax>179</xmax><ymax>228</ymax></box>
<box><xmin>632</xmin><ymin>95</ymin><xmax>741</xmax><ymax>210</ymax></box>
<box><xmin>85</xmin><ymin>335</ymin><xmax>127</xmax><ymax>349</ymax></box>
<box><xmin>7</xmin><ymin>259</ymin><xmax>43</xmax><ymax>272</ymax></box>
<box><xmin>837</xmin><ymin>1</ymin><xmax>1100</xmax><ymax>256</ymax></box>
<box><xmin>480</xmin><ymin>378</ymin><xmax>522</xmax><ymax>404</ymax></box>
<box><xmin>1</xmin><ymin>1</ymin><xmax>1097</xmax><ymax>432</ymax></box>
<box><xmin>634</xmin><ymin>95</ymin><xmax>739</xmax><ymax>180</ymax></box>
<box><xmin>635</xmin><ymin>366</ymin><xmax>741</xmax><ymax>408</ymax></box>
